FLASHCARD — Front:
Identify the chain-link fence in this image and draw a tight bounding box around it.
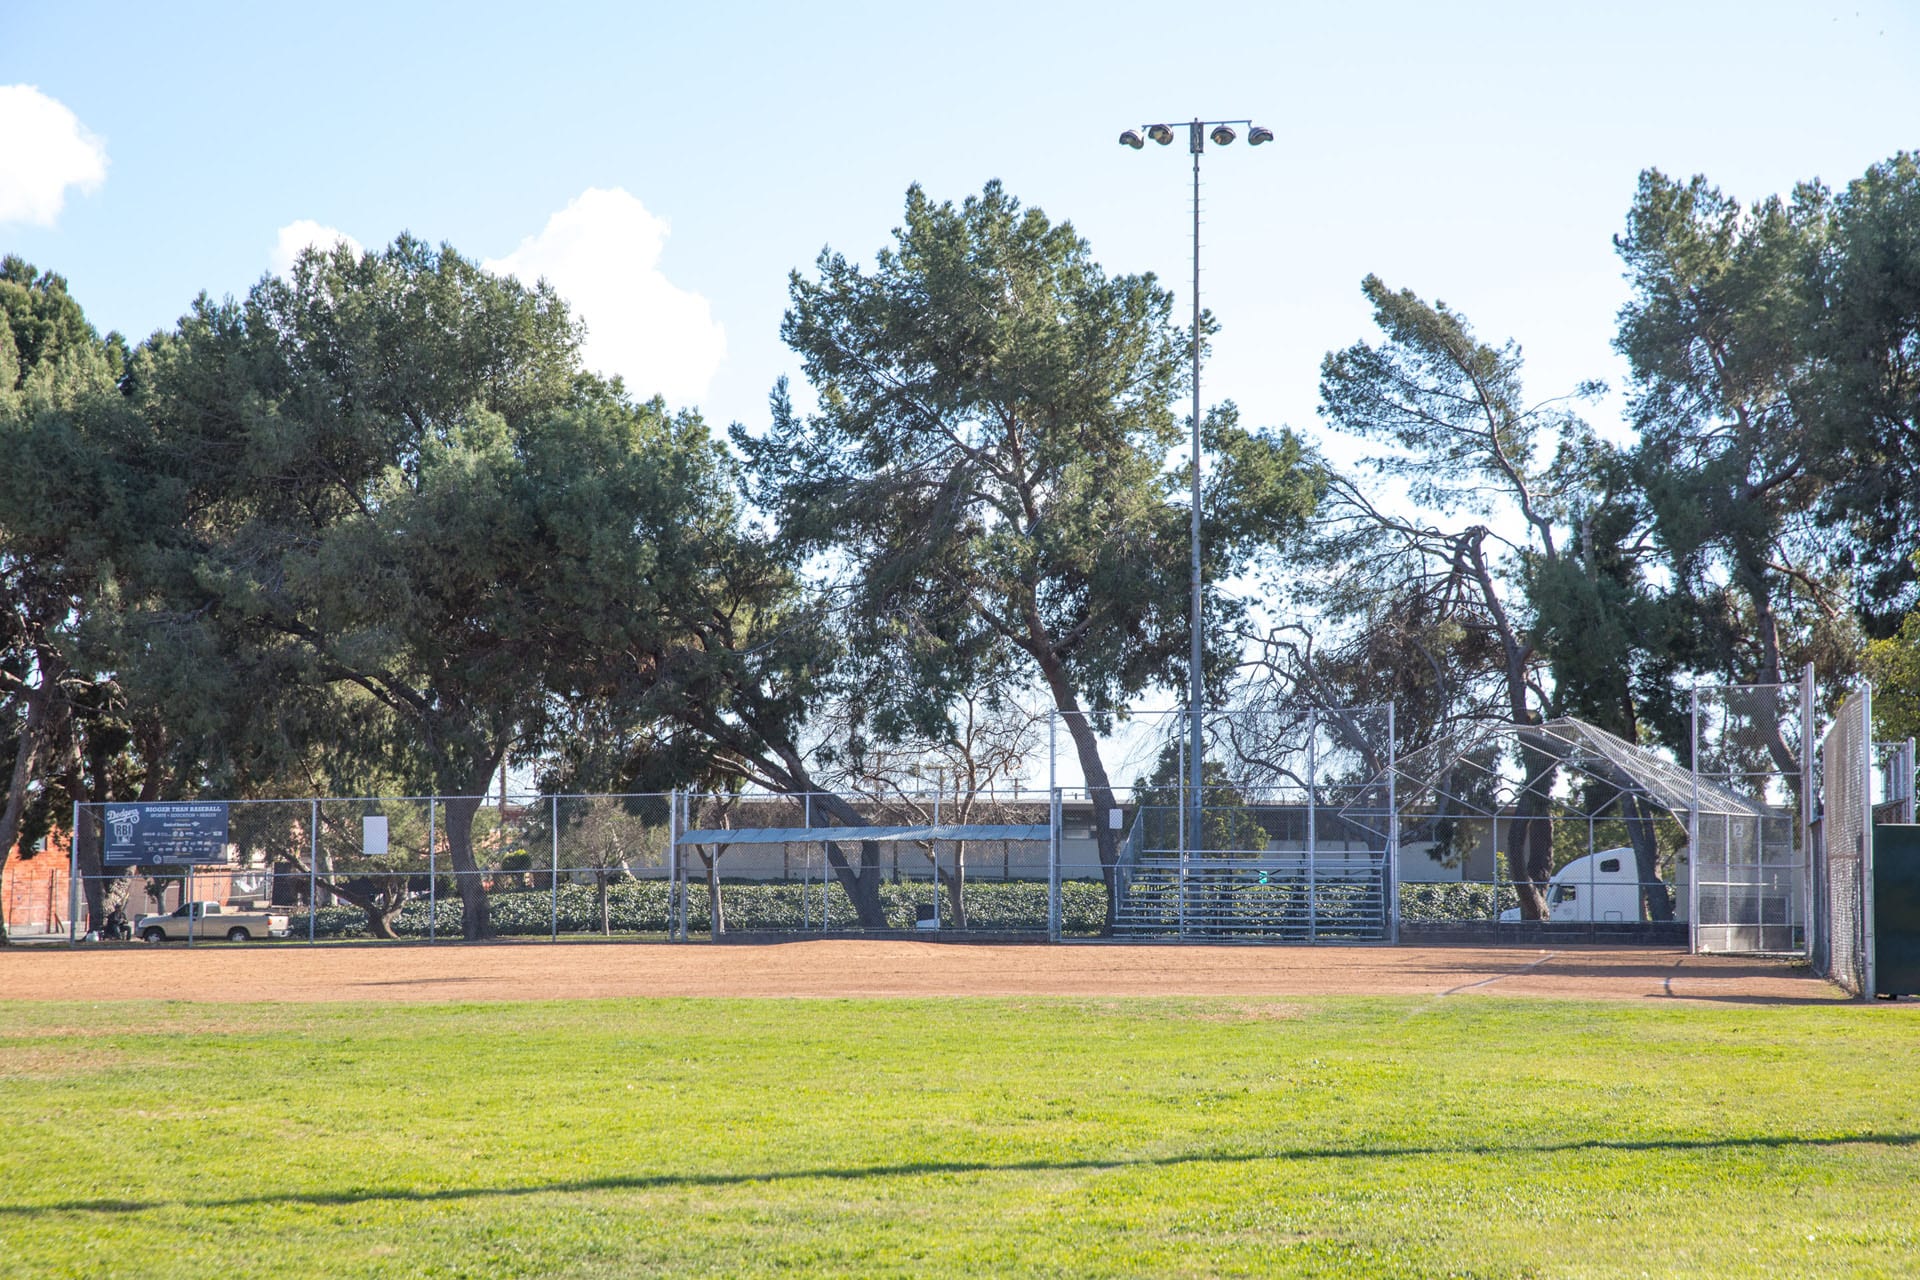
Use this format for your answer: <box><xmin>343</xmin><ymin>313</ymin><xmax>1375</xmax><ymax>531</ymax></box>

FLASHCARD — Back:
<box><xmin>1689</xmin><ymin>679</ymin><xmax>1810</xmax><ymax>955</ymax></box>
<box><xmin>672</xmin><ymin>790</ymin><xmax>1063</xmax><ymax>938</ymax></box>
<box><xmin>1814</xmin><ymin>689</ymin><xmax>1873</xmax><ymax>996</ymax></box>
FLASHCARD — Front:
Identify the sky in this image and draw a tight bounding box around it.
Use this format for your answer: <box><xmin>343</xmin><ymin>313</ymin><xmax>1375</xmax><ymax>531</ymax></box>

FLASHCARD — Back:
<box><xmin>2</xmin><ymin>1</ymin><xmax>1915</xmax><ymax>791</ymax></box>
<box><xmin>4</xmin><ymin>0</ymin><xmax>1915</xmax><ymax>454</ymax></box>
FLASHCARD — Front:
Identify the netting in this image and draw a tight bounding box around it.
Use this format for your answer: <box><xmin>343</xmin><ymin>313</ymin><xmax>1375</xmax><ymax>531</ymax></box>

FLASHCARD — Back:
<box><xmin>1814</xmin><ymin>689</ymin><xmax>1872</xmax><ymax>996</ymax></box>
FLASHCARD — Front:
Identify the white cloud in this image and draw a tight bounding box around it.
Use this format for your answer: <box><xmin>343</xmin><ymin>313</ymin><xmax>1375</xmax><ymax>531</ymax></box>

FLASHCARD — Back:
<box><xmin>270</xmin><ymin>220</ymin><xmax>364</xmax><ymax>275</ymax></box>
<box><xmin>484</xmin><ymin>188</ymin><xmax>725</xmax><ymax>407</ymax></box>
<box><xmin>0</xmin><ymin>85</ymin><xmax>108</xmax><ymax>227</ymax></box>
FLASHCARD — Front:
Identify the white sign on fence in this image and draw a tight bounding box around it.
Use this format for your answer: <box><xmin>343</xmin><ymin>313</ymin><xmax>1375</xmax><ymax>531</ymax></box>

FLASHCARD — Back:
<box><xmin>364</xmin><ymin>815</ymin><xmax>389</xmax><ymax>857</ymax></box>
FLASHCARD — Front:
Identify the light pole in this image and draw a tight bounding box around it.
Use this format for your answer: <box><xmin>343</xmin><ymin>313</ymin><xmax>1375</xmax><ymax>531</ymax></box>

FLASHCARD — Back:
<box><xmin>1118</xmin><ymin>118</ymin><xmax>1271</xmax><ymax>865</ymax></box>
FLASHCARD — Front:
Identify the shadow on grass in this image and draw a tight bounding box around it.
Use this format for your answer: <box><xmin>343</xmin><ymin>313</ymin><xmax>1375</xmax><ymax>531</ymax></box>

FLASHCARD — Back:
<box><xmin>15</xmin><ymin>1132</ymin><xmax>1915</xmax><ymax>1216</ymax></box>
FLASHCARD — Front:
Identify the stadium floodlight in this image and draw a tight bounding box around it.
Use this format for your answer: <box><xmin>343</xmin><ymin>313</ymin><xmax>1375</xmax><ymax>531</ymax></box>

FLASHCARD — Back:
<box><xmin>1248</xmin><ymin>124</ymin><xmax>1274</xmax><ymax>145</ymax></box>
<box><xmin>1115</xmin><ymin>116</ymin><xmax>1267</xmax><ymax>870</ymax></box>
<box><xmin>1119</xmin><ymin>129</ymin><xmax>1145</xmax><ymax>149</ymax></box>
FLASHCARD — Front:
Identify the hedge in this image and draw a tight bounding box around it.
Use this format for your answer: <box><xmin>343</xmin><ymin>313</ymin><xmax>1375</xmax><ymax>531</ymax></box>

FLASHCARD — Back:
<box><xmin>301</xmin><ymin>878</ymin><xmax>1110</xmax><ymax>939</ymax></box>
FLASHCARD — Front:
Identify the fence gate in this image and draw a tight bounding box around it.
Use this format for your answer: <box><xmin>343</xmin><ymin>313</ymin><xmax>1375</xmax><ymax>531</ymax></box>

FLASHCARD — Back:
<box><xmin>1813</xmin><ymin>687</ymin><xmax>1874</xmax><ymax>997</ymax></box>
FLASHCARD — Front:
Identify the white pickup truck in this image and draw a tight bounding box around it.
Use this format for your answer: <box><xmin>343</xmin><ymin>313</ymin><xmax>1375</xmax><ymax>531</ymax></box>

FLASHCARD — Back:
<box><xmin>137</xmin><ymin>901</ymin><xmax>292</xmax><ymax>943</ymax></box>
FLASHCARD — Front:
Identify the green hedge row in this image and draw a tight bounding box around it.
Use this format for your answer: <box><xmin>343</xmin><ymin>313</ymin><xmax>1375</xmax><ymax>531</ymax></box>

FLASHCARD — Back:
<box><xmin>303</xmin><ymin>879</ymin><xmax>1111</xmax><ymax>939</ymax></box>
<box><xmin>294</xmin><ymin>879</ymin><xmax>1541</xmax><ymax>939</ymax></box>
<box><xmin>1396</xmin><ymin>881</ymin><xmax>1522</xmax><ymax>922</ymax></box>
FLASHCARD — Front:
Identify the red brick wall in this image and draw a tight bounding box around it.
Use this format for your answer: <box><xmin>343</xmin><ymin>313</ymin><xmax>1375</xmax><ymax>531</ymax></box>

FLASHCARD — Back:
<box><xmin>3</xmin><ymin>829</ymin><xmax>72</xmax><ymax>935</ymax></box>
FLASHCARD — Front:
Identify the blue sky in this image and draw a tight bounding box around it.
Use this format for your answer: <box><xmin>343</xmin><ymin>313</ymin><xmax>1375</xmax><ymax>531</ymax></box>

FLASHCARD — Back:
<box><xmin>4</xmin><ymin>0</ymin><xmax>1916</xmax><ymax>453</ymax></box>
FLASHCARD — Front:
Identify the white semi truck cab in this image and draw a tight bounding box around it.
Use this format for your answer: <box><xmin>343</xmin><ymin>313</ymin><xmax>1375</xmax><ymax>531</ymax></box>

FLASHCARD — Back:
<box><xmin>1500</xmin><ymin>847</ymin><xmax>1683</xmax><ymax>923</ymax></box>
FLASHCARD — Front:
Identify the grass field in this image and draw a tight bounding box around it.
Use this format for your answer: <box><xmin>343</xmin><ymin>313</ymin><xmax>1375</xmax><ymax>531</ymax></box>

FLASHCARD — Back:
<box><xmin>2</xmin><ymin>994</ymin><xmax>1916</xmax><ymax>1278</ymax></box>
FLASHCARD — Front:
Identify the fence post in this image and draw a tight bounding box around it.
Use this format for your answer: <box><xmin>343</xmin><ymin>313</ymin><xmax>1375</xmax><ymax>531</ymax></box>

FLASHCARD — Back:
<box><xmin>68</xmin><ymin>800</ymin><xmax>81</xmax><ymax>945</ymax></box>
<box><xmin>1048</xmin><ymin>787</ymin><xmax>1062</xmax><ymax>942</ymax></box>
<box><xmin>550</xmin><ymin>794</ymin><xmax>560</xmax><ymax>942</ymax></box>
<box><xmin>1387</xmin><ymin>702</ymin><xmax>1400</xmax><ymax>945</ymax></box>
<box><xmin>1688</xmin><ymin>687</ymin><xmax>1702</xmax><ymax>954</ymax></box>
<box><xmin>803</xmin><ymin>792</ymin><xmax>812</xmax><ymax>931</ymax></box>
<box><xmin>1178</xmin><ymin>709</ymin><xmax>1189</xmax><ymax>940</ymax></box>
<box><xmin>1861</xmin><ymin>687</ymin><xmax>1878</xmax><ymax>999</ymax></box>
<box><xmin>308</xmin><ymin>799</ymin><xmax>318</xmax><ymax>944</ymax></box>
<box><xmin>1800</xmin><ymin>663</ymin><xmax>1816</xmax><ymax>959</ymax></box>
<box><xmin>1307</xmin><ymin>710</ymin><xmax>1318</xmax><ymax>944</ymax></box>
<box><xmin>667</xmin><ymin>790</ymin><xmax>682</xmax><ymax>942</ymax></box>
<box><xmin>427</xmin><ymin>797</ymin><xmax>436</xmax><ymax>943</ymax></box>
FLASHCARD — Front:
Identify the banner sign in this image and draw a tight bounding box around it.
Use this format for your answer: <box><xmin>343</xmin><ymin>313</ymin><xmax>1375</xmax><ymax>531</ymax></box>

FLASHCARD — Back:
<box><xmin>101</xmin><ymin>802</ymin><xmax>232</xmax><ymax>867</ymax></box>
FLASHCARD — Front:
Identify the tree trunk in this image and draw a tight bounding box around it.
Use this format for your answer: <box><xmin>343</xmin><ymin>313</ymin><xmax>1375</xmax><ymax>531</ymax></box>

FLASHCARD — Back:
<box><xmin>319</xmin><ymin>880</ymin><xmax>404</xmax><ymax>939</ymax></box>
<box><xmin>1736</xmin><ymin>561</ymin><xmax>1804</xmax><ymax>780</ymax></box>
<box><xmin>598</xmin><ymin>874</ymin><xmax>611</xmax><ymax>936</ymax></box>
<box><xmin>1622</xmin><ymin>792</ymin><xmax>1674</xmax><ymax>922</ymax></box>
<box><xmin>821</xmin><ymin>838</ymin><xmax>886</xmax><ymax>927</ymax></box>
<box><xmin>1035</xmin><ymin>684</ymin><xmax>1122</xmax><ymax>932</ymax></box>
<box><xmin>940</xmin><ymin>842</ymin><xmax>967</xmax><ymax>928</ymax></box>
<box><xmin>440</xmin><ymin>793</ymin><xmax>494</xmax><ymax>940</ymax></box>
<box><xmin>1506</xmin><ymin>739</ymin><xmax>1556</xmax><ymax>920</ymax></box>
<box><xmin>702</xmin><ymin>848</ymin><xmax>726</xmax><ymax>938</ymax></box>
<box><xmin>800</xmin><ymin>788</ymin><xmax>887</xmax><ymax>927</ymax></box>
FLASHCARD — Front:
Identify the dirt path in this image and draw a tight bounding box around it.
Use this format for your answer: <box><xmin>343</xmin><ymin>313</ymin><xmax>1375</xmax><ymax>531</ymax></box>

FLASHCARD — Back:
<box><xmin>0</xmin><ymin>940</ymin><xmax>1849</xmax><ymax>1004</ymax></box>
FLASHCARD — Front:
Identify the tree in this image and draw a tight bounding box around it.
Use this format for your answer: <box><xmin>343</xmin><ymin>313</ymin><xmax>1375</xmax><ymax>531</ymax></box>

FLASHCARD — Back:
<box><xmin>0</xmin><ymin>258</ymin><xmax>149</xmax><ymax>937</ymax></box>
<box><xmin>821</xmin><ymin>685</ymin><xmax>1040</xmax><ymax>928</ymax></box>
<box><xmin>1614</xmin><ymin>169</ymin><xmax>1857</xmax><ymax>761</ymax></box>
<box><xmin>560</xmin><ymin>795</ymin><xmax>669</xmax><ymax>937</ymax></box>
<box><xmin>1313</xmin><ymin>275</ymin><xmax>1617</xmax><ymax>917</ymax></box>
<box><xmin>739</xmin><ymin>181</ymin><xmax>1321</xmax><ymax>929</ymax></box>
<box><xmin>1864</xmin><ymin>612</ymin><xmax>1920</xmax><ymax>744</ymax></box>
<box><xmin>1804</xmin><ymin>154</ymin><xmax>1920</xmax><ymax>632</ymax></box>
<box><xmin>129</xmin><ymin>238</ymin><xmax>740</xmax><ymax>939</ymax></box>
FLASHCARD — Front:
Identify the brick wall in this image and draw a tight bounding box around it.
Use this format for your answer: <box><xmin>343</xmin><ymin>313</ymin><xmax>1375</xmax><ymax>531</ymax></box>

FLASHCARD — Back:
<box><xmin>3</xmin><ymin>829</ymin><xmax>72</xmax><ymax>935</ymax></box>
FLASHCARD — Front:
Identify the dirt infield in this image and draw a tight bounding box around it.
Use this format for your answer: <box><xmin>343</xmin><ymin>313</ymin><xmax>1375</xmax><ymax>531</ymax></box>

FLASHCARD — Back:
<box><xmin>0</xmin><ymin>940</ymin><xmax>1851</xmax><ymax>1004</ymax></box>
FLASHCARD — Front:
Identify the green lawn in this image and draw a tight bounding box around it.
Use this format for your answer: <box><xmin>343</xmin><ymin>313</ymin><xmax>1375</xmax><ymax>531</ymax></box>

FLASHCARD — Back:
<box><xmin>1</xmin><ymin>995</ymin><xmax>1915</xmax><ymax>1278</ymax></box>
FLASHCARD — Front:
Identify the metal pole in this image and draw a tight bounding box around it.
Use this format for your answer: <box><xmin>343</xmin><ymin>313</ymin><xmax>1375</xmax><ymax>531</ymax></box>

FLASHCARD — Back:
<box><xmin>1896</xmin><ymin>736</ymin><xmax>1912</xmax><ymax>825</ymax></box>
<box><xmin>308</xmin><ymin>799</ymin><xmax>318</xmax><ymax>944</ymax></box>
<box><xmin>186</xmin><ymin>863</ymin><xmax>194</xmax><ymax>948</ymax></box>
<box><xmin>1307</xmin><ymin>710</ymin><xmax>1318</xmax><ymax>943</ymax></box>
<box><xmin>1800</xmin><ymin>662</ymin><xmax>1815</xmax><ymax>958</ymax></box>
<box><xmin>68</xmin><ymin>799</ymin><xmax>80</xmax><ymax>945</ymax></box>
<box><xmin>550</xmin><ymin>794</ymin><xmax>560</xmax><ymax>942</ymax></box>
<box><xmin>1187</xmin><ymin>118</ymin><xmax>1205</xmax><ymax>876</ymax></box>
<box><xmin>1689</xmin><ymin>687</ymin><xmax>1702</xmax><ymax>953</ymax></box>
<box><xmin>667</xmin><ymin>790</ymin><xmax>680</xmax><ymax>942</ymax></box>
<box><xmin>1048</xmin><ymin>786</ymin><xmax>1062</xmax><ymax>942</ymax></box>
<box><xmin>803</xmin><ymin>792</ymin><xmax>812</xmax><ymax>931</ymax></box>
<box><xmin>427</xmin><ymin>797</ymin><xmax>436</xmax><ymax>943</ymax></box>
<box><xmin>1047</xmin><ymin>714</ymin><xmax>1060</xmax><ymax>938</ymax></box>
<box><xmin>1387</xmin><ymin>703</ymin><xmax>1399</xmax><ymax>944</ymax></box>
<box><xmin>932</xmin><ymin>787</ymin><xmax>941</xmax><ymax>930</ymax></box>
<box><xmin>1179</xmin><ymin>710</ymin><xmax>1189</xmax><ymax>939</ymax></box>
<box><xmin>1861</xmin><ymin>686</ymin><xmax>1877</xmax><ymax>999</ymax></box>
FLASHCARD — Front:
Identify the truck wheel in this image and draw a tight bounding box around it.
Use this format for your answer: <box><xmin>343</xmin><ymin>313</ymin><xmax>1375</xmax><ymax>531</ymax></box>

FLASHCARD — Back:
<box><xmin>226</xmin><ymin>927</ymin><xmax>251</xmax><ymax>943</ymax></box>
<box><xmin>142</xmin><ymin>927</ymin><xmax>166</xmax><ymax>943</ymax></box>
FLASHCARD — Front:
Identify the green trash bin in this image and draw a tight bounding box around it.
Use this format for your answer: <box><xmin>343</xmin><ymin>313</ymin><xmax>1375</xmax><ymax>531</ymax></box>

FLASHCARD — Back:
<box><xmin>1874</xmin><ymin>824</ymin><xmax>1920</xmax><ymax>998</ymax></box>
